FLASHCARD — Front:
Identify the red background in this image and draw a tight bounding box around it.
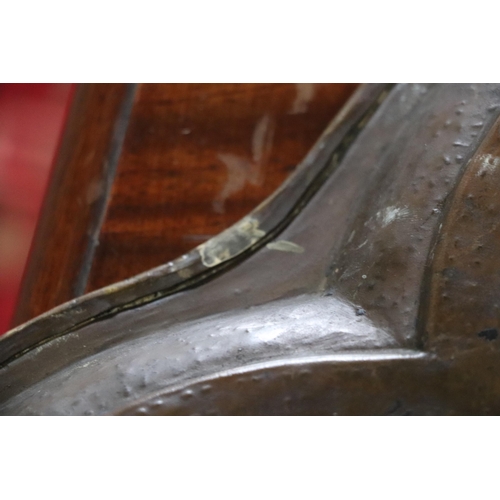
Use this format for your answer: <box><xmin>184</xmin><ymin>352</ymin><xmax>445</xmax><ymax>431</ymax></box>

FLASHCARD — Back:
<box><xmin>0</xmin><ymin>84</ymin><xmax>73</xmax><ymax>333</ymax></box>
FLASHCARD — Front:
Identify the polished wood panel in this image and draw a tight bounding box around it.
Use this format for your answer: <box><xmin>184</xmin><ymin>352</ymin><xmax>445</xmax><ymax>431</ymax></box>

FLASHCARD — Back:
<box><xmin>86</xmin><ymin>83</ymin><xmax>357</xmax><ymax>291</ymax></box>
<box><xmin>13</xmin><ymin>84</ymin><xmax>135</xmax><ymax>326</ymax></box>
<box><xmin>12</xmin><ymin>83</ymin><xmax>358</xmax><ymax>325</ymax></box>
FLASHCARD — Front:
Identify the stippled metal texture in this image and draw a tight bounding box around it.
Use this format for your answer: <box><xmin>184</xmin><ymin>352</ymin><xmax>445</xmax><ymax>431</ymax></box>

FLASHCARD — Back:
<box><xmin>2</xmin><ymin>84</ymin><xmax>500</xmax><ymax>415</ymax></box>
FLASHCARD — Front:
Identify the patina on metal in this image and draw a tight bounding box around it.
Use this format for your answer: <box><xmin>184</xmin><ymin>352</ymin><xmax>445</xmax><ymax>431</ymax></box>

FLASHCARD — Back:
<box><xmin>2</xmin><ymin>84</ymin><xmax>500</xmax><ymax>415</ymax></box>
<box><xmin>0</xmin><ymin>84</ymin><xmax>389</xmax><ymax>366</ymax></box>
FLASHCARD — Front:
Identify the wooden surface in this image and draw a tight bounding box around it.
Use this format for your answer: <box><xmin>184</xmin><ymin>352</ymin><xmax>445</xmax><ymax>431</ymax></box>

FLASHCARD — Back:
<box><xmin>86</xmin><ymin>83</ymin><xmax>358</xmax><ymax>291</ymax></box>
<box><xmin>13</xmin><ymin>83</ymin><xmax>358</xmax><ymax>325</ymax></box>
<box><xmin>13</xmin><ymin>84</ymin><xmax>135</xmax><ymax>326</ymax></box>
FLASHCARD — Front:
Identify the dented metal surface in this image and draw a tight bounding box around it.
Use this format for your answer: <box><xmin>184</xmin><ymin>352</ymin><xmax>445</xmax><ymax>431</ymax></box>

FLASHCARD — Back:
<box><xmin>3</xmin><ymin>84</ymin><xmax>500</xmax><ymax>415</ymax></box>
<box><xmin>0</xmin><ymin>83</ymin><xmax>389</xmax><ymax>367</ymax></box>
<box><xmin>0</xmin><ymin>295</ymin><xmax>398</xmax><ymax>415</ymax></box>
<box><xmin>327</xmin><ymin>84</ymin><xmax>500</xmax><ymax>345</ymax></box>
<box><xmin>424</xmin><ymin>114</ymin><xmax>500</xmax><ymax>354</ymax></box>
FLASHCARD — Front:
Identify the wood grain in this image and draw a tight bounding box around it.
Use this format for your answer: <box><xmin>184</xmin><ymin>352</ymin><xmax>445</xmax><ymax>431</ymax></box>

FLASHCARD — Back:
<box><xmin>13</xmin><ymin>83</ymin><xmax>358</xmax><ymax>324</ymax></box>
<box><xmin>12</xmin><ymin>84</ymin><xmax>136</xmax><ymax>326</ymax></box>
<box><xmin>86</xmin><ymin>83</ymin><xmax>358</xmax><ymax>291</ymax></box>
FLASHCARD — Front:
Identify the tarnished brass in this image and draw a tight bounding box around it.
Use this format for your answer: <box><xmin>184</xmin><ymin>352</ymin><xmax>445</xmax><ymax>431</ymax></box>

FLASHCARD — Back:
<box><xmin>2</xmin><ymin>84</ymin><xmax>500</xmax><ymax>415</ymax></box>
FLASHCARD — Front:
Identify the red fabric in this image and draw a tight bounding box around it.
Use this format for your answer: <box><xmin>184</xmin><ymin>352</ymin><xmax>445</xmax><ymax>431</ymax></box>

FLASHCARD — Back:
<box><xmin>0</xmin><ymin>84</ymin><xmax>73</xmax><ymax>333</ymax></box>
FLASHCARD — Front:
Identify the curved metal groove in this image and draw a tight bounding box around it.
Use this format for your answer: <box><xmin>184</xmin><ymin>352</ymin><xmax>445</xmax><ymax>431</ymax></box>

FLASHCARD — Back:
<box><xmin>114</xmin><ymin>349</ymin><xmax>429</xmax><ymax>415</ymax></box>
<box><xmin>416</xmin><ymin>105</ymin><xmax>500</xmax><ymax>350</ymax></box>
<box><xmin>419</xmin><ymin>110</ymin><xmax>500</xmax><ymax>353</ymax></box>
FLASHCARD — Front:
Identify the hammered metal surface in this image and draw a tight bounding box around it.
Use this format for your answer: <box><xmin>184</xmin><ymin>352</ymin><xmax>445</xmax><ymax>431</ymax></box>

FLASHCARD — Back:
<box><xmin>3</xmin><ymin>84</ymin><xmax>500</xmax><ymax>415</ymax></box>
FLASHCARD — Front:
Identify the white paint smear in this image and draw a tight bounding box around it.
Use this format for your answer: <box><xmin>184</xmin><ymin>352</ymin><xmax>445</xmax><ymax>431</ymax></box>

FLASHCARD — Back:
<box><xmin>477</xmin><ymin>154</ymin><xmax>500</xmax><ymax>177</ymax></box>
<box><xmin>214</xmin><ymin>115</ymin><xmax>274</xmax><ymax>213</ymax></box>
<box><xmin>289</xmin><ymin>83</ymin><xmax>316</xmax><ymax>114</ymax></box>
<box><xmin>376</xmin><ymin>206</ymin><xmax>410</xmax><ymax>227</ymax></box>
<box><xmin>266</xmin><ymin>240</ymin><xmax>305</xmax><ymax>253</ymax></box>
<box><xmin>213</xmin><ymin>153</ymin><xmax>260</xmax><ymax>213</ymax></box>
<box><xmin>252</xmin><ymin>114</ymin><xmax>274</xmax><ymax>164</ymax></box>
